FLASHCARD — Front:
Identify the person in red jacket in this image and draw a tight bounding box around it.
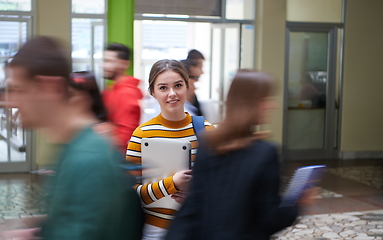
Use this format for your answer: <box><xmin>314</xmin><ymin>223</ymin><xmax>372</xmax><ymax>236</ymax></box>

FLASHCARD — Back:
<box><xmin>102</xmin><ymin>43</ymin><xmax>143</xmax><ymax>154</ymax></box>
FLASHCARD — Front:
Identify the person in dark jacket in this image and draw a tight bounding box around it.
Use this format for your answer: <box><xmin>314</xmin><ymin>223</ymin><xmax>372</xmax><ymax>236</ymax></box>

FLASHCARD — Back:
<box><xmin>165</xmin><ymin>70</ymin><xmax>315</xmax><ymax>240</ymax></box>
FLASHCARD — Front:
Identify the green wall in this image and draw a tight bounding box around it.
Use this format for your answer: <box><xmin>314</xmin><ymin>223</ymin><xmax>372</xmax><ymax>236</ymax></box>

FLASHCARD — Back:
<box><xmin>107</xmin><ymin>0</ymin><xmax>135</xmax><ymax>75</ymax></box>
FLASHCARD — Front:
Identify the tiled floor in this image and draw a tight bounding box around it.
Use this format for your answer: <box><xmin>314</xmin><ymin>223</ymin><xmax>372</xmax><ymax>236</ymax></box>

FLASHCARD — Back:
<box><xmin>273</xmin><ymin>159</ymin><xmax>383</xmax><ymax>239</ymax></box>
<box><xmin>0</xmin><ymin>159</ymin><xmax>383</xmax><ymax>239</ymax></box>
<box><xmin>329</xmin><ymin>166</ymin><xmax>383</xmax><ymax>190</ymax></box>
<box><xmin>273</xmin><ymin>210</ymin><xmax>383</xmax><ymax>239</ymax></box>
<box><xmin>0</xmin><ymin>174</ymin><xmax>47</xmax><ymax>240</ymax></box>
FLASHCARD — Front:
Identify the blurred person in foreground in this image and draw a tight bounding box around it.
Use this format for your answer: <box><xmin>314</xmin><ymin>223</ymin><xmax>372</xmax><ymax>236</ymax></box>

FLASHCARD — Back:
<box><xmin>165</xmin><ymin>70</ymin><xmax>316</xmax><ymax>240</ymax></box>
<box><xmin>185</xmin><ymin>49</ymin><xmax>205</xmax><ymax>116</ymax></box>
<box><xmin>126</xmin><ymin>59</ymin><xmax>214</xmax><ymax>240</ymax></box>
<box><xmin>1</xmin><ymin>60</ymin><xmax>12</xmax><ymax>86</ymax></box>
<box><xmin>69</xmin><ymin>71</ymin><xmax>115</xmax><ymax>141</ymax></box>
<box><xmin>2</xmin><ymin>36</ymin><xmax>142</xmax><ymax>240</ymax></box>
<box><xmin>102</xmin><ymin>43</ymin><xmax>143</xmax><ymax>154</ymax></box>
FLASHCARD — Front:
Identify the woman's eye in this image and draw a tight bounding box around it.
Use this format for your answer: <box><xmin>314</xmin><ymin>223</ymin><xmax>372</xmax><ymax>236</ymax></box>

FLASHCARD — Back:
<box><xmin>175</xmin><ymin>84</ymin><xmax>182</xmax><ymax>88</ymax></box>
<box><xmin>159</xmin><ymin>86</ymin><xmax>166</xmax><ymax>90</ymax></box>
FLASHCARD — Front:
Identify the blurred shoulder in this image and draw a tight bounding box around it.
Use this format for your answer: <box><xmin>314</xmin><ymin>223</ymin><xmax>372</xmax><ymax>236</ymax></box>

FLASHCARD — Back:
<box><xmin>250</xmin><ymin>140</ymin><xmax>279</xmax><ymax>160</ymax></box>
<box><xmin>65</xmin><ymin>128</ymin><xmax>121</xmax><ymax>164</ymax></box>
<box><xmin>74</xmin><ymin>127</ymin><xmax>108</xmax><ymax>148</ymax></box>
<box><xmin>253</xmin><ymin>140</ymin><xmax>277</xmax><ymax>150</ymax></box>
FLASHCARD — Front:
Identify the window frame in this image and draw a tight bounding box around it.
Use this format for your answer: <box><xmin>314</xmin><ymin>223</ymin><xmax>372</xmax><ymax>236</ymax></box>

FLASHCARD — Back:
<box><xmin>70</xmin><ymin>0</ymin><xmax>107</xmax><ymax>90</ymax></box>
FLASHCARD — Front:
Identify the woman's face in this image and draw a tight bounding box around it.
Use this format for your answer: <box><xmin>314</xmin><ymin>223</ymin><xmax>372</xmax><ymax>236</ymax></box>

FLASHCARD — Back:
<box><xmin>152</xmin><ymin>70</ymin><xmax>187</xmax><ymax>121</ymax></box>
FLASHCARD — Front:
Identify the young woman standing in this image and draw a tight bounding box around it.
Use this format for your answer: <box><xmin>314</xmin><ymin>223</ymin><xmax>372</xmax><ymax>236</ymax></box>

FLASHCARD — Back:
<box><xmin>126</xmin><ymin>59</ymin><xmax>213</xmax><ymax>240</ymax></box>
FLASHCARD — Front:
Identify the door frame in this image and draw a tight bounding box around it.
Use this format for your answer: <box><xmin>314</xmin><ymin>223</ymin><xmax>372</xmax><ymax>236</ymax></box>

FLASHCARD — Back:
<box><xmin>0</xmin><ymin>18</ymin><xmax>34</xmax><ymax>173</ymax></box>
<box><xmin>282</xmin><ymin>22</ymin><xmax>343</xmax><ymax>160</ymax></box>
<box><xmin>210</xmin><ymin>23</ymin><xmax>241</xmax><ymax>119</ymax></box>
<box><xmin>210</xmin><ymin>23</ymin><xmax>241</xmax><ymax>99</ymax></box>
<box><xmin>91</xmin><ymin>21</ymin><xmax>105</xmax><ymax>89</ymax></box>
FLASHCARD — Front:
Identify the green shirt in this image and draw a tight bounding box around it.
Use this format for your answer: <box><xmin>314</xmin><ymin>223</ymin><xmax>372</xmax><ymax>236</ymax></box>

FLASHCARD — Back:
<box><xmin>41</xmin><ymin>127</ymin><xmax>142</xmax><ymax>240</ymax></box>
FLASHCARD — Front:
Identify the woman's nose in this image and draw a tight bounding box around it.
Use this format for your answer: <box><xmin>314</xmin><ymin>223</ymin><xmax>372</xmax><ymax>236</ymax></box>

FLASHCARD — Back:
<box><xmin>169</xmin><ymin>88</ymin><xmax>176</xmax><ymax>97</ymax></box>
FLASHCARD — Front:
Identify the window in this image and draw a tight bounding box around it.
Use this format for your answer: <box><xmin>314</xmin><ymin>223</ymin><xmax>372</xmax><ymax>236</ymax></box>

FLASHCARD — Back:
<box><xmin>72</xmin><ymin>0</ymin><xmax>105</xmax><ymax>14</ymax></box>
<box><xmin>71</xmin><ymin>0</ymin><xmax>106</xmax><ymax>89</ymax></box>
<box><xmin>226</xmin><ymin>0</ymin><xmax>255</xmax><ymax>20</ymax></box>
<box><xmin>0</xmin><ymin>0</ymin><xmax>32</xmax><ymax>85</ymax></box>
<box><xmin>0</xmin><ymin>0</ymin><xmax>31</xmax><ymax>12</ymax></box>
<box><xmin>135</xmin><ymin>20</ymin><xmax>211</xmax><ymax>100</ymax></box>
<box><xmin>0</xmin><ymin>0</ymin><xmax>33</xmax><ymax>166</ymax></box>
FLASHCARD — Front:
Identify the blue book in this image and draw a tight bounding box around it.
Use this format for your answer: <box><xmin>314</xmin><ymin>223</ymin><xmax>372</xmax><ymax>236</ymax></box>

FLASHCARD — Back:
<box><xmin>280</xmin><ymin>165</ymin><xmax>326</xmax><ymax>207</ymax></box>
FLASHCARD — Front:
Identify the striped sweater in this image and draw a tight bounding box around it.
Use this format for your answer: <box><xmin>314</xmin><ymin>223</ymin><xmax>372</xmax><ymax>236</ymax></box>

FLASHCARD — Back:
<box><xmin>126</xmin><ymin>113</ymin><xmax>213</xmax><ymax>229</ymax></box>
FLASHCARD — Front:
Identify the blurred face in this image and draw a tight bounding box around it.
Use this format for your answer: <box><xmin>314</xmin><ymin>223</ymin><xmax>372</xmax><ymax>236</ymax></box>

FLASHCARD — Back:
<box><xmin>256</xmin><ymin>97</ymin><xmax>278</xmax><ymax>125</ymax></box>
<box><xmin>8</xmin><ymin>67</ymin><xmax>47</xmax><ymax>128</ymax></box>
<box><xmin>103</xmin><ymin>51</ymin><xmax>127</xmax><ymax>80</ymax></box>
<box><xmin>188</xmin><ymin>79</ymin><xmax>196</xmax><ymax>95</ymax></box>
<box><xmin>3</xmin><ymin>65</ymin><xmax>12</xmax><ymax>85</ymax></box>
<box><xmin>152</xmin><ymin>70</ymin><xmax>187</xmax><ymax>121</ymax></box>
<box><xmin>188</xmin><ymin>59</ymin><xmax>204</xmax><ymax>80</ymax></box>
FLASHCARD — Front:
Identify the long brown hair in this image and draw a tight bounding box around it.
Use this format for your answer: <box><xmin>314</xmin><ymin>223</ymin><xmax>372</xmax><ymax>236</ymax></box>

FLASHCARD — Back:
<box><xmin>148</xmin><ymin>59</ymin><xmax>189</xmax><ymax>95</ymax></box>
<box><xmin>69</xmin><ymin>71</ymin><xmax>108</xmax><ymax>122</ymax></box>
<box><xmin>206</xmin><ymin>70</ymin><xmax>274</xmax><ymax>155</ymax></box>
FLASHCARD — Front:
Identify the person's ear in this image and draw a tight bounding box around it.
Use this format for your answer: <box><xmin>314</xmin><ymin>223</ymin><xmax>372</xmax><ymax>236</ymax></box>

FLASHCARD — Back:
<box><xmin>151</xmin><ymin>90</ymin><xmax>156</xmax><ymax>99</ymax></box>
<box><xmin>120</xmin><ymin>59</ymin><xmax>130</xmax><ymax>72</ymax></box>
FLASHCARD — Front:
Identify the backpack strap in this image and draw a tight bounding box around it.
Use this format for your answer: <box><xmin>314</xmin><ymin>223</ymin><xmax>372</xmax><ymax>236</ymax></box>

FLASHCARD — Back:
<box><xmin>192</xmin><ymin>116</ymin><xmax>205</xmax><ymax>140</ymax></box>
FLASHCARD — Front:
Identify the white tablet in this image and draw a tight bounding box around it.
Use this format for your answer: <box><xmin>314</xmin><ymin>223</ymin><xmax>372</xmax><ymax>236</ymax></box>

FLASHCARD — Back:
<box><xmin>141</xmin><ymin>138</ymin><xmax>191</xmax><ymax>210</ymax></box>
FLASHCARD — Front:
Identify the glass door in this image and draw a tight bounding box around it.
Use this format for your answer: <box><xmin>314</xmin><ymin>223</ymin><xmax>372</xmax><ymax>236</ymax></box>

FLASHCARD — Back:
<box><xmin>209</xmin><ymin>23</ymin><xmax>254</xmax><ymax>122</ymax></box>
<box><xmin>0</xmin><ymin>18</ymin><xmax>32</xmax><ymax>172</ymax></box>
<box><xmin>210</xmin><ymin>23</ymin><xmax>242</xmax><ymax>122</ymax></box>
<box><xmin>91</xmin><ymin>22</ymin><xmax>104</xmax><ymax>89</ymax></box>
<box><xmin>283</xmin><ymin>23</ymin><xmax>340</xmax><ymax>160</ymax></box>
<box><xmin>72</xmin><ymin>18</ymin><xmax>105</xmax><ymax>87</ymax></box>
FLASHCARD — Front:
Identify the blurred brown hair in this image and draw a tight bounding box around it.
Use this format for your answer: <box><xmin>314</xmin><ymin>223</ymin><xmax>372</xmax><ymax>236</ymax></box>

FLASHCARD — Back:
<box><xmin>206</xmin><ymin>70</ymin><xmax>274</xmax><ymax>155</ymax></box>
<box><xmin>10</xmin><ymin>36</ymin><xmax>70</xmax><ymax>83</ymax></box>
<box><xmin>180</xmin><ymin>59</ymin><xmax>199</xmax><ymax>75</ymax></box>
<box><xmin>148</xmin><ymin>59</ymin><xmax>189</xmax><ymax>95</ymax></box>
<box><xmin>187</xmin><ymin>49</ymin><xmax>205</xmax><ymax>60</ymax></box>
<box><xmin>69</xmin><ymin>71</ymin><xmax>108</xmax><ymax>122</ymax></box>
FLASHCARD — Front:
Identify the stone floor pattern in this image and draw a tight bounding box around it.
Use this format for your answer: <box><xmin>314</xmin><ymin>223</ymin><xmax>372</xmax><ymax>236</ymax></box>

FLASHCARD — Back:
<box><xmin>0</xmin><ymin>182</ymin><xmax>47</xmax><ymax>219</ymax></box>
<box><xmin>1</xmin><ymin>181</ymin><xmax>381</xmax><ymax>239</ymax></box>
<box><xmin>272</xmin><ymin>210</ymin><xmax>383</xmax><ymax>239</ymax></box>
<box><xmin>1</xmin><ymin>161</ymin><xmax>383</xmax><ymax>239</ymax></box>
<box><xmin>329</xmin><ymin>166</ymin><xmax>383</xmax><ymax>190</ymax></box>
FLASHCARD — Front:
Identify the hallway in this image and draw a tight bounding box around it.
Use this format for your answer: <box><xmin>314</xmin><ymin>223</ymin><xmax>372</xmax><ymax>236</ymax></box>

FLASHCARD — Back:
<box><xmin>0</xmin><ymin>159</ymin><xmax>382</xmax><ymax>239</ymax></box>
<box><xmin>273</xmin><ymin>158</ymin><xmax>383</xmax><ymax>239</ymax></box>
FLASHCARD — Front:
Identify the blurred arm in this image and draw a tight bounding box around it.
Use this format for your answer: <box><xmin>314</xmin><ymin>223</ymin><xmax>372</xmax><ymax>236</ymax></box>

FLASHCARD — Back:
<box><xmin>254</xmin><ymin>146</ymin><xmax>299</xmax><ymax>235</ymax></box>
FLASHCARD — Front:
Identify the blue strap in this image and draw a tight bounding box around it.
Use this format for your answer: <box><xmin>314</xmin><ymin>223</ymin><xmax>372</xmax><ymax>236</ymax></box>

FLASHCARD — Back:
<box><xmin>192</xmin><ymin>116</ymin><xmax>205</xmax><ymax>139</ymax></box>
